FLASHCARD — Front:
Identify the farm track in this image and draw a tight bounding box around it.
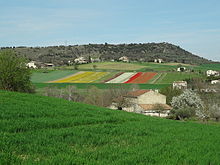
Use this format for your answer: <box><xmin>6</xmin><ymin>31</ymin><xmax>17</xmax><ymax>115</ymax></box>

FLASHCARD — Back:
<box><xmin>148</xmin><ymin>73</ymin><xmax>162</xmax><ymax>84</ymax></box>
<box><xmin>152</xmin><ymin>73</ymin><xmax>167</xmax><ymax>84</ymax></box>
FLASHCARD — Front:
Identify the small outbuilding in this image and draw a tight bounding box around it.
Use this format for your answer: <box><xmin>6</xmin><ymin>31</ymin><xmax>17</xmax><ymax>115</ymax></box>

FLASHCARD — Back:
<box><xmin>26</xmin><ymin>61</ymin><xmax>37</xmax><ymax>69</ymax></box>
<box><xmin>173</xmin><ymin>81</ymin><xmax>187</xmax><ymax>89</ymax></box>
<box><xmin>207</xmin><ymin>70</ymin><xmax>219</xmax><ymax>77</ymax></box>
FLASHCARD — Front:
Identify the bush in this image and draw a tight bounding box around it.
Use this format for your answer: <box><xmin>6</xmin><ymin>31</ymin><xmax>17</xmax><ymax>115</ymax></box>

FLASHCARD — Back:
<box><xmin>0</xmin><ymin>50</ymin><xmax>34</xmax><ymax>93</ymax></box>
<box><xmin>170</xmin><ymin>107</ymin><xmax>196</xmax><ymax>120</ymax></box>
<box><xmin>170</xmin><ymin>90</ymin><xmax>203</xmax><ymax>120</ymax></box>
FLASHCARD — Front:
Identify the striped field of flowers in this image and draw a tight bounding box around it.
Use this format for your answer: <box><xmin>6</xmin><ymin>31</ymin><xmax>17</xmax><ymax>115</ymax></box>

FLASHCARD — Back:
<box><xmin>51</xmin><ymin>72</ymin><xmax>109</xmax><ymax>83</ymax></box>
<box><xmin>105</xmin><ymin>72</ymin><xmax>136</xmax><ymax>83</ymax></box>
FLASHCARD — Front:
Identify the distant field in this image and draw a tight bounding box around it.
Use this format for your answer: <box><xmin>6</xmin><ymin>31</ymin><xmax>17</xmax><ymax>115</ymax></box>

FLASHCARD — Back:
<box><xmin>31</xmin><ymin>70</ymin><xmax>78</xmax><ymax>83</ymax></box>
<box><xmin>161</xmin><ymin>62</ymin><xmax>194</xmax><ymax>66</ymax></box>
<box><xmin>155</xmin><ymin>72</ymin><xmax>203</xmax><ymax>84</ymax></box>
<box><xmin>137</xmin><ymin>63</ymin><xmax>177</xmax><ymax>71</ymax></box>
<box><xmin>1</xmin><ymin>91</ymin><xmax>220</xmax><ymax>164</ymax></box>
<box><xmin>77</xmin><ymin>62</ymin><xmax>146</xmax><ymax>71</ymax></box>
<box><xmin>194</xmin><ymin>63</ymin><xmax>220</xmax><ymax>71</ymax></box>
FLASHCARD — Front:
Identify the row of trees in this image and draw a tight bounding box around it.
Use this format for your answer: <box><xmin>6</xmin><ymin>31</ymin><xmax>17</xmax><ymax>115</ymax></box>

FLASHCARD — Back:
<box><xmin>43</xmin><ymin>85</ymin><xmax>136</xmax><ymax>110</ymax></box>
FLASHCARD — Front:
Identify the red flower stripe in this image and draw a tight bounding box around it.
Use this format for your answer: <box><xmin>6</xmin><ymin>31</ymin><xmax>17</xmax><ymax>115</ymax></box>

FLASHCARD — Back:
<box><xmin>124</xmin><ymin>72</ymin><xmax>142</xmax><ymax>83</ymax></box>
<box><xmin>126</xmin><ymin>72</ymin><xmax>157</xmax><ymax>84</ymax></box>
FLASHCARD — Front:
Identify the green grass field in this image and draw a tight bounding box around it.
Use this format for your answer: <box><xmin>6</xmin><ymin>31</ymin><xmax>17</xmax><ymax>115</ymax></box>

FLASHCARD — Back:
<box><xmin>75</xmin><ymin>62</ymin><xmax>146</xmax><ymax>71</ymax></box>
<box><xmin>1</xmin><ymin>90</ymin><xmax>220</xmax><ymax>164</ymax></box>
<box><xmin>31</xmin><ymin>70</ymin><xmax>78</xmax><ymax>83</ymax></box>
<box><xmin>155</xmin><ymin>72</ymin><xmax>203</xmax><ymax>84</ymax></box>
<box><xmin>193</xmin><ymin>63</ymin><xmax>220</xmax><ymax>71</ymax></box>
<box><xmin>137</xmin><ymin>63</ymin><xmax>179</xmax><ymax>72</ymax></box>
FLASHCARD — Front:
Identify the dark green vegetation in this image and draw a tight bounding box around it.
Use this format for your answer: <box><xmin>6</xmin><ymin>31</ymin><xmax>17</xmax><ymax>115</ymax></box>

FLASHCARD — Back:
<box><xmin>2</xmin><ymin>42</ymin><xmax>214</xmax><ymax>66</ymax></box>
<box><xmin>1</xmin><ymin>90</ymin><xmax>220</xmax><ymax>164</ymax></box>
<box><xmin>34</xmin><ymin>83</ymin><xmax>170</xmax><ymax>90</ymax></box>
<box><xmin>0</xmin><ymin>50</ymin><xmax>34</xmax><ymax>93</ymax></box>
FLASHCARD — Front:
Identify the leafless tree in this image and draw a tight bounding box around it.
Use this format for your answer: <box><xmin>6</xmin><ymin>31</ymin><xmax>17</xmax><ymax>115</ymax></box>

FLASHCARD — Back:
<box><xmin>153</xmin><ymin>103</ymin><xmax>166</xmax><ymax>117</ymax></box>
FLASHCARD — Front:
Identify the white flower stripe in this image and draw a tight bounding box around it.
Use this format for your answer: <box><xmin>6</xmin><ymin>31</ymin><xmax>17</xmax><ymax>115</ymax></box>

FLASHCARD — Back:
<box><xmin>106</xmin><ymin>73</ymin><xmax>136</xmax><ymax>83</ymax></box>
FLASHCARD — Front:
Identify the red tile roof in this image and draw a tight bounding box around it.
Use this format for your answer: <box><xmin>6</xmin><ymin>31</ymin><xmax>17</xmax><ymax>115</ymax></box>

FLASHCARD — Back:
<box><xmin>138</xmin><ymin>104</ymin><xmax>172</xmax><ymax>111</ymax></box>
<box><xmin>127</xmin><ymin>90</ymin><xmax>150</xmax><ymax>97</ymax></box>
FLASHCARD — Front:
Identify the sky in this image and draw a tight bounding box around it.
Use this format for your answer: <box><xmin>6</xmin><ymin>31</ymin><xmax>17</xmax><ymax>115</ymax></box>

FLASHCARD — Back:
<box><xmin>0</xmin><ymin>0</ymin><xmax>220</xmax><ymax>61</ymax></box>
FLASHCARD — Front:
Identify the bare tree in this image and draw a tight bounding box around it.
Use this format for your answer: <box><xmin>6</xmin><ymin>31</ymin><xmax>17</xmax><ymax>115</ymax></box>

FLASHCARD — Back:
<box><xmin>83</xmin><ymin>86</ymin><xmax>104</xmax><ymax>106</ymax></box>
<box><xmin>108</xmin><ymin>85</ymin><xmax>132</xmax><ymax>110</ymax></box>
<box><xmin>153</xmin><ymin>103</ymin><xmax>166</xmax><ymax>117</ymax></box>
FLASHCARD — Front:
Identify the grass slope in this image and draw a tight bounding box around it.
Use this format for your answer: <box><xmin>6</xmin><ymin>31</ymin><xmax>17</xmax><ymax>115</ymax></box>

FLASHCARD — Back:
<box><xmin>1</xmin><ymin>91</ymin><xmax>220</xmax><ymax>164</ymax></box>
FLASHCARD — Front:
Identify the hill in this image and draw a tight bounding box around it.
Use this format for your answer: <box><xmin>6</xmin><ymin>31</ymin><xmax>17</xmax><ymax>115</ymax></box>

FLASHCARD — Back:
<box><xmin>1</xmin><ymin>42</ymin><xmax>212</xmax><ymax>65</ymax></box>
<box><xmin>1</xmin><ymin>90</ymin><xmax>220</xmax><ymax>164</ymax></box>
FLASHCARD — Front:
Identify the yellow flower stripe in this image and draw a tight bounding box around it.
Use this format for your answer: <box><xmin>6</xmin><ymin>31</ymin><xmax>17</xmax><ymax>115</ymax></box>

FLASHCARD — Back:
<box><xmin>52</xmin><ymin>72</ymin><xmax>109</xmax><ymax>83</ymax></box>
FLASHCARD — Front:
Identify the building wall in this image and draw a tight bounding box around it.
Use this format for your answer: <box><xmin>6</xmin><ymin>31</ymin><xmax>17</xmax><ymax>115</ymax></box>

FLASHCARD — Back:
<box><xmin>136</xmin><ymin>91</ymin><xmax>166</xmax><ymax>104</ymax></box>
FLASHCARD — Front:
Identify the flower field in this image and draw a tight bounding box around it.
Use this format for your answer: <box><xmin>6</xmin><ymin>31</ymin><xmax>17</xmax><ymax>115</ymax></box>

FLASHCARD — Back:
<box><xmin>124</xmin><ymin>72</ymin><xmax>157</xmax><ymax>84</ymax></box>
<box><xmin>50</xmin><ymin>71</ymin><xmax>158</xmax><ymax>84</ymax></box>
<box><xmin>106</xmin><ymin>72</ymin><xmax>157</xmax><ymax>84</ymax></box>
<box><xmin>105</xmin><ymin>72</ymin><xmax>136</xmax><ymax>83</ymax></box>
<box><xmin>52</xmin><ymin>72</ymin><xmax>109</xmax><ymax>83</ymax></box>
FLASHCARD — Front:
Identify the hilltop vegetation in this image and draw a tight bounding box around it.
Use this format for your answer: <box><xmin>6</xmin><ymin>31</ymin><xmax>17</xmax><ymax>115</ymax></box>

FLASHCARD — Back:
<box><xmin>1</xmin><ymin>90</ymin><xmax>220</xmax><ymax>164</ymax></box>
<box><xmin>1</xmin><ymin>42</ymin><xmax>213</xmax><ymax>65</ymax></box>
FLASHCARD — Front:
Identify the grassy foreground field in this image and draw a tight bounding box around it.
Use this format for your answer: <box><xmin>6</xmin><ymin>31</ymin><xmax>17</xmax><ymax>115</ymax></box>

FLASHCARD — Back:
<box><xmin>1</xmin><ymin>91</ymin><xmax>220</xmax><ymax>164</ymax></box>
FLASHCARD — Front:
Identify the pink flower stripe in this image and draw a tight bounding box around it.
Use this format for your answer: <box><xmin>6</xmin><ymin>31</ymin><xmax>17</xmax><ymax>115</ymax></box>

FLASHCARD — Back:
<box><xmin>124</xmin><ymin>72</ymin><xmax>142</xmax><ymax>83</ymax></box>
<box><xmin>104</xmin><ymin>72</ymin><xmax>124</xmax><ymax>82</ymax></box>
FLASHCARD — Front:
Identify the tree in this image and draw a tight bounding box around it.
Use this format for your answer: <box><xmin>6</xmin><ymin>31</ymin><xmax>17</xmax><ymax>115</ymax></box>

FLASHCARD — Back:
<box><xmin>170</xmin><ymin>90</ymin><xmax>203</xmax><ymax>120</ymax></box>
<box><xmin>108</xmin><ymin>85</ymin><xmax>132</xmax><ymax>110</ymax></box>
<box><xmin>93</xmin><ymin>64</ymin><xmax>97</xmax><ymax>70</ymax></box>
<box><xmin>153</xmin><ymin>103</ymin><xmax>166</xmax><ymax>117</ymax></box>
<box><xmin>73</xmin><ymin>63</ymin><xmax>78</xmax><ymax>70</ymax></box>
<box><xmin>0</xmin><ymin>50</ymin><xmax>34</xmax><ymax>93</ymax></box>
<box><xmin>160</xmin><ymin>86</ymin><xmax>182</xmax><ymax>105</ymax></box>
<box><xmin>210</xmin><ymin>104</ymin><xmax>220</xmax><ymax>121</ymax></box>
<box><xmin>84</xmin><ymin>86</ymin><xmax>103</xmax><ymax>106</ymax></box>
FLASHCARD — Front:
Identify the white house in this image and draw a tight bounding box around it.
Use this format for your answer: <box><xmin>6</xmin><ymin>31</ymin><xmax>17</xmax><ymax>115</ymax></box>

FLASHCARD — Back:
<box><xmin>109</xmin><ymin>90</ymin><xmax>172</xmax><ymax>117</ymax></box>
<box><xmin>119</xmin><ymin>56</ymin><xmax>129</xmax><ymax>62</ymax></box>
<box><xmin>26</xmin><ymin>61</ymin><xmax>37</xmax><ymax>69</ymax></box>
<box><xmin>154</xmin><ymin>59</ymin><xmax>163</xmax><ymax>63</ymax></box>
<box><xmin>45</xmin><ymin>63</ymin><xmax>55</xmax><ymax>67</ymax></box>
<box><xmin>206</xmin><ymin>70</ymin><xmax>219</xmax><ymax>77</ymax></box>
<box><xmin>177</xmin><ymin>67</ymin><xmax>186</xmax><ymax>72</ymax></box>
<box><xmin>91</xmin><ymin>58</ymin><xmax>101</xmax><ymax>63</ymax></box>
<box><xmin>74</xmin><ymin>57</ymin><xmax>88</xmax><ymax>64</ymax></box>
<box><xmin>211</xmin><ymin>80</ymin><xmax>220</xmax><ymax>84</ymax></box>
<box><xmin>173</xmin><ymin>81</ymin><xmax>187</xmax><ymax>89</ymax></box>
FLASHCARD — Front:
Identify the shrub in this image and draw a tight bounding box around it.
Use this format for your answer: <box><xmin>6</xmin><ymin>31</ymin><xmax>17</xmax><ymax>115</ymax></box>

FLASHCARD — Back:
<box><xmin>170</xmin><ymin>90</ymin><xmax>203</xmax><ymax>120</ymax></box>
<box><xmin>0</xmin><ymin>50</ymin><xmax>34</xmax><ymax>93</ymax></box>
